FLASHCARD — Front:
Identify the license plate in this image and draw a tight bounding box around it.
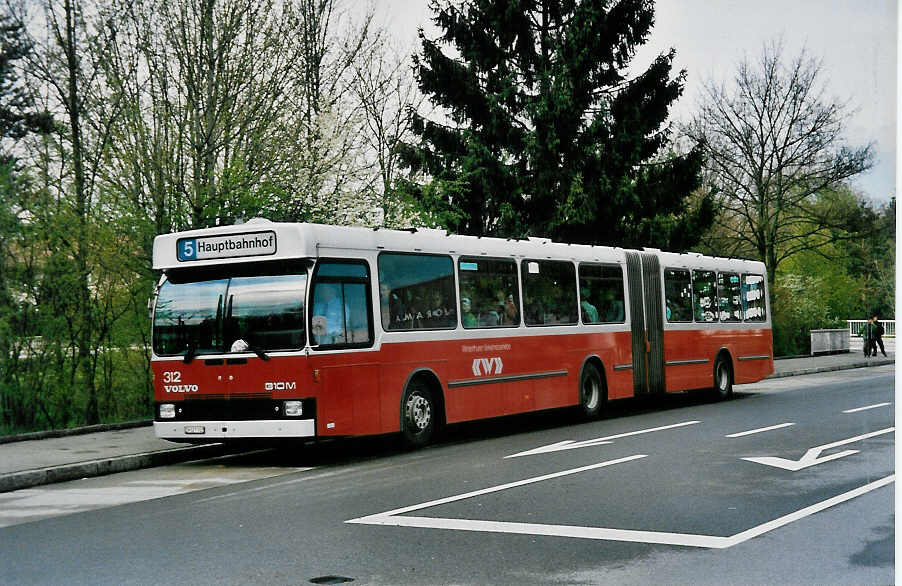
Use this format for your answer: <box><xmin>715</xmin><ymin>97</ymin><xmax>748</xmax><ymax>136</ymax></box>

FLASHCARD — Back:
<box><xmin>184</xmin><ymin>425</ymin><xmax>206</xmax><ymax>434</ymax></box>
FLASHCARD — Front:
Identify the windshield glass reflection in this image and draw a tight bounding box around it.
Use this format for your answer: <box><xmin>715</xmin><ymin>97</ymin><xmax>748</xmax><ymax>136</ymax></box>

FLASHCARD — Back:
<box><xmin>225</xmin><ymin>275</ymin><xmax>306</xmax><ymax>352</ymax></box>
<box><xmin>152</xmin><ymin>274</ymin><xmax>306</xmax><ymax>356</ymax></box>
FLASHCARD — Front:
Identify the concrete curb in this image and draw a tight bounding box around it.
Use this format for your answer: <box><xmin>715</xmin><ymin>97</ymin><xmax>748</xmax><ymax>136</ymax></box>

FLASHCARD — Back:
<box><xmin>0</xmin><ymin>420</ymin><xmax>152</xmax><ymax>445</ymax></box>
<box><xmin>0</xmin><ymin>442</ymin><xmax>230</xmax><ymax>493</ymax></box>
<box><xmin>766</xmin><ymin>358</ymin><xmax>894</xmax><ymax>379</ymax></box>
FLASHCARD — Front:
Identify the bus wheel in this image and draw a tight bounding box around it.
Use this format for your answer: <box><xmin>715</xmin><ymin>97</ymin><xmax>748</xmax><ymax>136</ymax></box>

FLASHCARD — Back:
<box><xmin>401</xmin><ymin>380</ymin><xmax>436</xmax><ymax>447</ymax></box>
<box><xmin>713</xmin><ymin>355</ymin><xmax>733</xmax><ymax>400</ymax></box>
<box><xmin>579</xmin><ymin>362</ymin><xmax>604</xmax><ymax>419</ymax></box>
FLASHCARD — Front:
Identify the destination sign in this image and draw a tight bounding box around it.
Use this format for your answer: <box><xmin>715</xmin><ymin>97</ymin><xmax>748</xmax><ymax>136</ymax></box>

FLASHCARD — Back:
<box><xmin>177</xmin><ymin>231</ymin><xmax>277</xmax><ymax>261</ymax></box>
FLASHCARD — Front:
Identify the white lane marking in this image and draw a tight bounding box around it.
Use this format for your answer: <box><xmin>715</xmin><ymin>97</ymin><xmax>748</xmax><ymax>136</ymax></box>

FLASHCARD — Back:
<box><xmin>348</xmin><ymin>459</ymin><xmax>894</xmax><ymax>549</ymax></box>
<box><xmin>743</xmin><ymin>427</ymin><xmax>894</xmax><ymax>471</ymax></box>
<box><xmin>504</xmin><ymin>420</ymin><xmax>701</xmax><ymax>458</ymax></box>
<box><xmin>726</xmin><ymin>423</ymin><xmax>795</xmax><ymax>438</ymax></box>
<box><xmin>350</xmin><ymin>455</ymin><xmax>647</xmax><ymax>521</ymax></box>
<box><xmin>726</xmin><ymin>475</ymin><xmax>895</xmax><ymax>547</ymax></box>
<box><xmin>843</xmin><ymin>402</ymin><xmax>892</xmax><ymax>413</ymax></box>
<box><xmin>357</xmin><ymin>515</ymin><xmax>733</xmax><ymax>549</ymax></box>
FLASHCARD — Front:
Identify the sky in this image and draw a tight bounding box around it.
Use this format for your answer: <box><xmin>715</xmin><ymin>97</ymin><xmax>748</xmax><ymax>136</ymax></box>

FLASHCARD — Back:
<box><xmin>372</xmin><ymin>0</ymin><xmax>897</xmax><ymax>205</ymax></box>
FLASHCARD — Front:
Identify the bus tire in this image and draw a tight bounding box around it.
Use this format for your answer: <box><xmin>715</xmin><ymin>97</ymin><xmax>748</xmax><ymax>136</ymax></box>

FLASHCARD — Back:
<box><xmin>713</xmin><ymin>355</ymin><xmax>734</xmax><ymax>400</ymax></box>
<box><xmin>579</xmin><ymin>362</ymin><xmax>605</xmax><ymax>419</ymax></box>
<box><xmin>401</xmin><ymin>378</ymin><xmax>437</xmax><ymax>448</ymax></box>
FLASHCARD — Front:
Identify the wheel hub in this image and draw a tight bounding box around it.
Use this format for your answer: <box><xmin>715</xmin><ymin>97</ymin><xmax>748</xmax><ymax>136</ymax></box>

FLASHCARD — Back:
<box><xmin>407</xmin><ymin>395</ymin><xmax>431</xmax><ymax>430</ymax></box>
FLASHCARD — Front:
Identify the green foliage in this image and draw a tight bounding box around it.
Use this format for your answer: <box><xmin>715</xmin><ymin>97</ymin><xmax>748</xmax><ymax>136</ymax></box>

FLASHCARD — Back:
<box><xmin>0</xmin><ymin>348</ymin><xmax>152</xmax><ymax>435</ymax></box>
<box><xmin>771</xmin><ymin>274</ymin><xmax>841</xmax><ymax>357</ymax></box>
<box><xmin>768</xmin><ymin>194</ymin><xmax>895</xmax><ymax>356</ymax></box>
<box><xmin>0</xmin><ymin>151</ymin><xmax>156</xmax><ymax>433</ymax></box>
<box><xmin>836</xmin><ymin>197</ymin><xmax>896</xmax><ymax>318</ymax></box>
<box><xmin>391</xmin><ymin>176</ymin><xmax>468</xmax><ymax>230</ymax></box>
<box><xmin>403</xmin><ymin>0</ymin><xmax>709</xmax><ymax>247</ymax></box>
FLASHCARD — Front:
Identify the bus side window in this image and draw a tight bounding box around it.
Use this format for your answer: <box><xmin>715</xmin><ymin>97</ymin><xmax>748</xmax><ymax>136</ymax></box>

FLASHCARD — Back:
<box><xmin>522</xmin><ymin>260</ymin><xmax>578</xmax><ymax>326</ymax></box>
<box><xmin>717</xmin><ymin>272</ymin><xmax>742</xmax><ymax>322</ymax></box>
<box><xmin>664</xmin><ymin>269</ymin><xmax>692</xmax><ymax>322</ymax></box>
<box><xmin>458</xmin><ymin>257</ymin><xmax>519</xmax><ymax>328</ymax></box>
<box><xmin>311</xmin><ymin>261</ymin><xmax>373</xmax><ymax>348</ymax></box>
<box><xmin>378</xmin><ymin>253</ymin><xmax>457</xmax><ymax>331</ymax></box>
<box><xmin>578</xmin><ymin>263</ymin><xmax>625</xmax><ymax>323</ymax></box>
<box><xmin>742</xmin><ymin>274</ymin><xmax>767</xmax><ymax>322</ymax></box>
<box><xmin>692</xmin><ymin>270</ymin><xmax>718</xmax><ymax>322</ymax></box>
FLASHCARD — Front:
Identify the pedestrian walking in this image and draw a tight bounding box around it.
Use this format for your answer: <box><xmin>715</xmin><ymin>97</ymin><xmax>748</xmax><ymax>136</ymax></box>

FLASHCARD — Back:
<box><xmin>872</xmin><ymin>315</ymin><xmax>887</xmax><ymax>357</ymax></box>
<box><xmin>863</xmin><ymin>317</ymin><xmax>873</xmax><ymax>357</ymax></box>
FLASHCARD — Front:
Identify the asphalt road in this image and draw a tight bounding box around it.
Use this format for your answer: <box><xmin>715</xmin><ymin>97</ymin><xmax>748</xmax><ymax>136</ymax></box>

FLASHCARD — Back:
<box><xmin>0</xmin><ymin>365</ymin><xmax>894</xmax><ymax>585</ymax></box>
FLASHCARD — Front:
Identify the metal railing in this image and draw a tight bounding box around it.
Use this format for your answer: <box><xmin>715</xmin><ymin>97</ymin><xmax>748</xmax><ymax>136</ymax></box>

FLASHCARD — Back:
<box><xmin>848</xmin><ymin>319</ymin><xmax>895</xmax><ymax>337</ymax></box>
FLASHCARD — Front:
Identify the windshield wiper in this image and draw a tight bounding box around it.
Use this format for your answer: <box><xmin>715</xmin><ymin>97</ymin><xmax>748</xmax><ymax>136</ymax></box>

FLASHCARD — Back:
<box><xmin>183</xmin><ymin>344</ymin><xmax>197</xmax><ymax>364</ymax></box>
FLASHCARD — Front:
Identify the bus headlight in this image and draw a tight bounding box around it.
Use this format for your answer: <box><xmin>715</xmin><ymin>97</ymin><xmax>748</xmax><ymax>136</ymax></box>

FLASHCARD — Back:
<box><xmin>159</xmin><ymin>404</ymin><xmax>176</xmax><ymax>419</ymax></box>
<box><xmin>283</xmin><ymin>401</ymin><xmax>303</xmax><ymax>417</ymax></box>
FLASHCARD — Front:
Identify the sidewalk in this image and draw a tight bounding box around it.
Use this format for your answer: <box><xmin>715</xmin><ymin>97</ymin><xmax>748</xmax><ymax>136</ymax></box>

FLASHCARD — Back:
<box><xmin>0</xmin><ymin>349</ymin><xmax>894</xmax><ymax>493</ymax></box>
<box><xmin>769</xmin><ymin>342</ymin><xmax>894</xmax><ymax>378</ymax></box>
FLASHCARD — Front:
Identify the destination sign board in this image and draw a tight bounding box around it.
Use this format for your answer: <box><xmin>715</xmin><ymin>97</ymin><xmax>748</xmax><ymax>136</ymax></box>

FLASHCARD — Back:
<box><xmin>176</xmin><ymin>231</ymin><xmax>277</xmax><ymax>261</ymax></box>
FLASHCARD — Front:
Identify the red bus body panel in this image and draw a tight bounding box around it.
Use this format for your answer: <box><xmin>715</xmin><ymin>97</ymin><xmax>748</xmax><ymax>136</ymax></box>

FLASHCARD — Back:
<box><xmin>153</xmin><ymin>327</ymin><xmax>772</xmax><ymax>438</ymax></box>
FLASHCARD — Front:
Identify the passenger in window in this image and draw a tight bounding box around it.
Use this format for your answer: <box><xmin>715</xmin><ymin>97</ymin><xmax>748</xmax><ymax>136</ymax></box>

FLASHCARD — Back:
<box><xmin>380</xmin><ymin>283</ymin><xmax>407</xmax><ymax>329</ymax></box>
<box><xmin>484</xmin><ymin>290</ymin><xmax>505</xmax><ymax>325</ymax></box>
<box><xmin>502</xmin><ymin>293</ymin><xmax>519</xmax><ymax>325</ymax></box>
<box><xmin>606</xmin><ymin>292</ymin><xmax>624</xmax><ymax>322</ymax></box>
<box><xmin>461</xmin><ymin>297</ymin><xmax>477</xmax><ymax>328</ymax></box>
<box><xmin>425</xmin><ymin>289</ymin><xmax>452</xmax><ymax>324</ymax></box>
<box><xmin>494</xmin><ymin>290</ymin><xmax>506</xmax><ymax>319</ymax></box>
<box><xmin>580</xmin><ymin>287</ymin><xmax>599</xmax><ymax>323</ymax></box>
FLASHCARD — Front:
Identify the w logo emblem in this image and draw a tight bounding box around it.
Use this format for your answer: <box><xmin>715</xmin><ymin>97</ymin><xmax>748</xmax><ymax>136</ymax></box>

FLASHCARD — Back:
<box><xmin>472</xmin><ymin>357</ymin><xmax>503</xmax><ymax>377</ymax></box>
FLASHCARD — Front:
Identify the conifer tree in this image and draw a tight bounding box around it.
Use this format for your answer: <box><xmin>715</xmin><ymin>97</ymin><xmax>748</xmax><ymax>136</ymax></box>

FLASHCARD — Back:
<box><xmin>0</xmin><ymin>15</ymin><xmax>53</xmax><ymax>156</ymax></box>
<box><xmin>402</xmin><ymin>0</ymin><xmax>711</xmax><ymax>248</ymax></box>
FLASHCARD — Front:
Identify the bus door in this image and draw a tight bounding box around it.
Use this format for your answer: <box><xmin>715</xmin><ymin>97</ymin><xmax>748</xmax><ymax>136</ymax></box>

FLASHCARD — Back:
<box><xmin>625</xmin><ymin>252</ymin><xmax>665</xmax><ymax>395</ymax></box>
<box><xmin>309</xmin><ymin>259</ymin><xmax>380</xmax><ymax>436</ymax></box>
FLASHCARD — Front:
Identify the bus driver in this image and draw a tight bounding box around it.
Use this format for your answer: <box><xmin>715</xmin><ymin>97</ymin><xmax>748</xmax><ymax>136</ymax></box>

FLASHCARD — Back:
<box><xmin>312</xmin><ymin>284</ymin><xmax>346</xmax><ymax>344</ymax></box>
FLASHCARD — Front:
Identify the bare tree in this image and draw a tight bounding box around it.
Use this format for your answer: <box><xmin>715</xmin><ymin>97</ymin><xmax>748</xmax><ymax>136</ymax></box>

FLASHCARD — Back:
<box><xmin>686</xmin><ymin>40</ymin><xmax>874</xmax><ymax>286</ymax></box>
<box><xmin>99</xmin><ymin>0</ymin><xmax>305</xmax><ymax>231</ymax></box>
<box><xmin>103</xmin><ymin>0</ymin><xmax>388</xmax><ymax>229</ymax></box>
<box><xmin>278</xmin><ymin>0</ymin><xmax>383</xmax><ymax>225</ymax></box>
<box><xmin>351</xmin><ymin>35</ymin><xmax>426</xmax><ymax>227</ymax></box>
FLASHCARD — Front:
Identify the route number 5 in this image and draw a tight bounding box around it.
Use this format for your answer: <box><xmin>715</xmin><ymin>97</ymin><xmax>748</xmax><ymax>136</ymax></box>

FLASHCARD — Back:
<box><xmin>178</xmin><ymin>239</ymin><xmax>197</xmax><ymax>261</ymax></box>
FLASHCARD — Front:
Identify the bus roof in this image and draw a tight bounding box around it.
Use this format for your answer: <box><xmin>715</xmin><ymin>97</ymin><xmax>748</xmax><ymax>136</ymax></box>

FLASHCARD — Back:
<box><xmin>152</xmin><ymin>219</ymin><xmax>766</xmax><ymax>274</ymax></box>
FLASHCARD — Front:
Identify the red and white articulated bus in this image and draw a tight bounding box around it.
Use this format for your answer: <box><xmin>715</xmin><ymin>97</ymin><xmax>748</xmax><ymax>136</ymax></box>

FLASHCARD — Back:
<box><xmin>151</xmin><ymin>219</ymin><xmax>773</xmax><ymax>446</ymax></box>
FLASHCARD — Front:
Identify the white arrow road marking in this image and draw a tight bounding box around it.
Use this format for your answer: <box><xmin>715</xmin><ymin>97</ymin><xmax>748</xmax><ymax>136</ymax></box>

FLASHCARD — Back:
<box><xmin>743</xmin><ymin>427</ymin><xmax>894</xmax><ymax>471</ymax></box>
<box><xmin>504</xmin><ymin>420</ymin><xmax>700</xmax><ymax>458</ymax></box>
<box><xmin>843</xmin><ymin>402</ymin><xmax>891</xmax><ymax>413</ymax></box>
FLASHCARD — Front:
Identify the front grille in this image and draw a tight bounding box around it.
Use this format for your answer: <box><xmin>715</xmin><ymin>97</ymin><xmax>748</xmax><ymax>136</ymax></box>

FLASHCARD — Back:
<box><xmin>155</xmin><ymin>398</ymin><xmax>316</xmax><ymax>421</ymax></box>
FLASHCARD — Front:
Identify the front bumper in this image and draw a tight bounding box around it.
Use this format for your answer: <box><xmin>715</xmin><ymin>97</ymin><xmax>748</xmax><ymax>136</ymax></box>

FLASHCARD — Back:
<box><xmin>154</xmin><ymin>419</ymin><xmax>316</xmax><ymax>440</ymax></box>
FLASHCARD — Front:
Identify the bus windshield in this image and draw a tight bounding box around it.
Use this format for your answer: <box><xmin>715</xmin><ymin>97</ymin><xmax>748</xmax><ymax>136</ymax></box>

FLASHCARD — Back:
<box><xmin>153</xmin><ymin>273</ymin><xmax>307</xmax><ymax>357</ymax></box>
